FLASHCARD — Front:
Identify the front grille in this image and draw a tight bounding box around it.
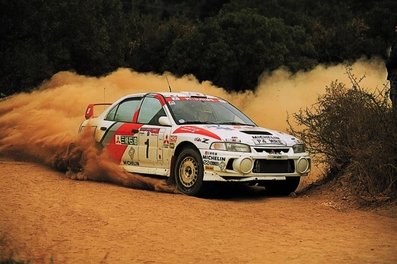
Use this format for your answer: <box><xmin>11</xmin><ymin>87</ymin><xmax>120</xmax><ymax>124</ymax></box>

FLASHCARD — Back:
<box><xmin>253</xmin><ymin>159</ymin><xmax>295</xmax><ymax>173</ymax></box>
<box><xmin>254</xmin><ymin>148</ymin><xmax>290</xmax><ymax>154</ymax></box>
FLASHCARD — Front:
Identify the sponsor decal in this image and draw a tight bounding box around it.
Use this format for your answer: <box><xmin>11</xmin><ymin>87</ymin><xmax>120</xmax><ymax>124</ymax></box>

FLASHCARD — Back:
<box><xmin>128</xmin><ymin>147</ymin><xmax>135</xmax><ymax>160</ymax></box>
<box><xmin>169</xmin><ymin>142</ymin><xmax>175</xmax><ymax>149</ymax></box>
<box><xmin>224</xmin><ymin>136</ymin><xmax>241</xmax><ymax>143</ymax></box>
<box><xmin>252</xmin><ymin>135</ymin><xmax>284</xmax><ymax>145</ymax></box>
<box><xmin>122</xmin><ymin>160</ymin><xmax>139</xmax><ymax>166</ymax></box>
<box><xmin>169</xmin><ymin>135</ymin><xmax>177</xmax><ymax>143</ymax></box>
<box><xmin>194</xmin><ymin>137</ymin><xmax>209</xmax><ymax>144</ymax></box>
<box><xmin>203</xmin><ymin>160</ymin><xmax>220</xmax><ymax>166</ymax></box>
<box><xmin>163</xmin><ymin>135</ymin><xmax>170</xmax><ymax>148</ymax></box>
<box><xmin>115</xmin><ymin>135</ymin><xmax>138</xmax><ymax>145</ymax></box>
<box><xmin>202</xmin><ymin>155</ymin><xmax>226</xmax><ymax>162</ymax></box>
<box><xmin>203</xmin><ymin>151</ymin><xmax>226</xmax><ymax>166</ymax></box>
<box><xmin>206</xmin><ymin>125</ymin><xmax>234</xmax><ymax>131</ymax></box>
<box><xmin>106</xmin><ymin>123</ymin><xmax>143</xmax><ymax>163</ymax></box>
<box><xmin>166</xmin><ymin>96</ymin><xmax>226</xmax><ymax>103</ymax></box>
<box><xmin>270</xmin><ymin>155</ymin><xmax>283</xmax><ymax>159</ymax></box>
<box><xmin>173</xmin><ymin>126</ymin><xmax>221</xmax><ymax>140</ymax></box>
<box><xmin>205</xmin><ymin>165</ymin><xmax>214</xmax><ymax>170</ymax></box>
<box><xmin>170</xmin><ymin>97</ymin><xmax>222</xmax><ymax>102</ymax></box>
<box><xmin>163</xmin><ymin>135</ymin><xmax>170</xmax><ymax>145</ymax></box>
<box><xmin>203</xmin><ymin>160</ymin><xmax>226</xmax><ymax>170</ymax></box>
<box><xmin>140</xmin><ymin>127</ymin><xmax>160</xmax><ymax>135</ymax></box>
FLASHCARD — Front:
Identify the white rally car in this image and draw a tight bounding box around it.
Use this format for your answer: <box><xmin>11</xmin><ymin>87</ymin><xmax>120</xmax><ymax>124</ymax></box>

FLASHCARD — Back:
<box><xmin>80</xmin><ymin>92</ymin><xmax>310</xmax><ymax>196</ymax></box>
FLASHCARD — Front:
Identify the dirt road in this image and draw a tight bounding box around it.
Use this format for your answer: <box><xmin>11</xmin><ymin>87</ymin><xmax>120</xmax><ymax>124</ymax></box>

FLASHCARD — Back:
<box><xmin>1</xmin><ymin>159</ymin><xmax>396</xmax><ymax>264</ymax></box>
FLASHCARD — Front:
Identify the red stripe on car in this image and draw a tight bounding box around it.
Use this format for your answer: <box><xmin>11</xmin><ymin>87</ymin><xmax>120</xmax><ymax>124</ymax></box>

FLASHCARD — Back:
<box><xmin>173</xmin><ymin>126</ymin><xmax>221</xmax><ymax>140</ymax></box>
<box><xmin>106</xmin><ymin>123</ymin><xmax>142</xmax><ymax>162</ymax></box>
<box><xmin>154</xmin><ymin>94</ymin><xmax>167</xmax><ymax>106</ymax></box>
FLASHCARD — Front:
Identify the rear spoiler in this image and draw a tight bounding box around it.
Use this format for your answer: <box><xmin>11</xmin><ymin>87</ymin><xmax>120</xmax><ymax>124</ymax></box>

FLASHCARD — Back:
<box><xmin>85</xmin><ymin>103</ymin><xmax>112</xmax><ymax>119</ymax></box>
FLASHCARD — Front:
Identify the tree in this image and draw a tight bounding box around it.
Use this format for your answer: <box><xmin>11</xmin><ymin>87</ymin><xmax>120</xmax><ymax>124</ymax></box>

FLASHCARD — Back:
<box><xmin>126</xmin><ymin>15</ymin><xmax>195</xmax><ymax>73</ymax></box>
<box><xmin>1</xmin><ymin>0</ymin><xmax>396</xmax><ymax>95</ymax></box>
<box><xmin>165</xmin><ymin>8</ymin><xmax>316</xmax><ymax>91</ymax></box>
<box><xmin>0</xmin><ymin>0</ymin><xmax>53</xmax><ymax>94</ymax></box>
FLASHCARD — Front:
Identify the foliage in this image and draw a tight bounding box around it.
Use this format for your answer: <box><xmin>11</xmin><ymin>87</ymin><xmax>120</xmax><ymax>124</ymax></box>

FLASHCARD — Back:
<box><xmin>1</xmin><ymin>0</ymin><xmax>396</xmax><ymax>94</ymax></box>
<box><xmin>0</xmin><ymin>234</ymin><xmax>27</xmax><ymax>264</ymax></box>
<box><xmin>289</xmin><ymin>67</ymin><xmax>397</xmax><ymax>201</ymax></box>
<box><xmin>164</xmin><ymin>8</ymin><xmax>316</xmax><ymax>91</ymax></box>
<box><xmin>0</xmin><ymin>259</ymin><xmax>27</xmax><ymax>264</ymax></box>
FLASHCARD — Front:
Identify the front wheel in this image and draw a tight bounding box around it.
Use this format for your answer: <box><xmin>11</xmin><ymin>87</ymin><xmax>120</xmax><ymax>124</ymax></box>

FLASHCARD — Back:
<box><xmin>262</xmin><ymin>177</ymin><xmax>300</xmax><ymax>196</ymax></box>
<box><xmin>174</xmin><ymin>148</ymin><xmax>204</xmax><ymax>196</ymax></box>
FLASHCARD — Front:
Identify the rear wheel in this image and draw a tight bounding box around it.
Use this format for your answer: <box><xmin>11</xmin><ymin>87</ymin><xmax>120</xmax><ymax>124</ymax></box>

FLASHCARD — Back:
<box><xmin>262</xmin><ymin>177</ymin><xmax>300</xmax><ymax>196</ymax></box>
<box><xmin>174</xmin><ymin>148</ymin><xmax>204</xmax><ymax>196</ymax></box>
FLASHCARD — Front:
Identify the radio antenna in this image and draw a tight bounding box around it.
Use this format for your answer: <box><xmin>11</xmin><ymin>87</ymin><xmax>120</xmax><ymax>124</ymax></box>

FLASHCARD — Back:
<box><xmin>165</xmin><ymin>75</ymin><xmax>172</xmax><ymax>92</ymax></box>
<box><xmin>103</xmin><ymin>87</ymin><xmax>106</xmax><ymax>110</ymax></box>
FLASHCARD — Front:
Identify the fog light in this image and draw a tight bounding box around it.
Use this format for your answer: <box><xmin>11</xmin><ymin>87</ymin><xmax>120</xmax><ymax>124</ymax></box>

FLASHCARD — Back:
<box><xmin>296</xmin><ymin>158</ymin><xmax>310</xmax><ymax>174</ymax></box>
<box><xmin>233</xmin><ymin>157</ymin><xmax>253</xmax><ymax>174</ymax></box>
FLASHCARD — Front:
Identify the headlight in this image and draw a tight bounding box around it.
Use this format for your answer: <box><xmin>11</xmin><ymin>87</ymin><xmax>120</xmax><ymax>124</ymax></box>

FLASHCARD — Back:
<box><xmin>293</xmin><ymin>143</ymin><xmax>306</xmax><ymax>153</ymax></box>
<box><xmin>210</xmin><ymin>142</ymin><xmax>251</xmax><ymax>153</ymax></box>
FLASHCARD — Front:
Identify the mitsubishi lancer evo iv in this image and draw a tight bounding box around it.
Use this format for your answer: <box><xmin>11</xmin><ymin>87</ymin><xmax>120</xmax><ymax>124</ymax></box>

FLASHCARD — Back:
<box><xmin>80</xmin><ymin>92</ymin><xmax>311</xmax><ymax>196</ymax></box>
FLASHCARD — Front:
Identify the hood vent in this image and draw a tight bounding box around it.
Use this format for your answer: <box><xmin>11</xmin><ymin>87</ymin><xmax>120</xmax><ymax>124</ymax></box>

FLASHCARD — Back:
<box><xmin>240</xmin><ymin>131</ymin><xmax>272</xmax><ymax>135</ymax></box>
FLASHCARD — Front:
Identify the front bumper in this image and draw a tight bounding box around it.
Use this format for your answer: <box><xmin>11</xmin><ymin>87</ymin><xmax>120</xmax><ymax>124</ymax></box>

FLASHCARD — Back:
<box><xmin>200</xmin><ymin>149</ymin><xmax>311</xmax><ymax>182</ymax></box>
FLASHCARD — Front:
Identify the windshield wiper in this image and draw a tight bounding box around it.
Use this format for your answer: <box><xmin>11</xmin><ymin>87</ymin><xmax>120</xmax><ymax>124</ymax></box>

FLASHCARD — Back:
<box><xmin>180</xmin><ymin>120</ymin><xmax>210</xmax><ymax>124</ymax></box>
<box><xmin>216</xmin><ymin>122</ymin><xmax>255</xmax><ymax>126</ymax></box>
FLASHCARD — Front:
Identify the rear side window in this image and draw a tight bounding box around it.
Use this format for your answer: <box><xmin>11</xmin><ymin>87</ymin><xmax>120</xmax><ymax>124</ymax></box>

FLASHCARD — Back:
<box><xmin>106</xmin><ymin>98</ymin><xmax>141</xmax><ymax>122</ymax></box>
<box><xmin>106</xmin><ymin>106</ymin><xmax>117</xmax><ymax>120</ymax></box>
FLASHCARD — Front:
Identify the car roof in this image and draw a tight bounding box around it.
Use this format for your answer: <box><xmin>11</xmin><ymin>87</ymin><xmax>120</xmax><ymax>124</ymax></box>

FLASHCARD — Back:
<box><xmin>157</xmin><ymin>91</ymin><xmax>216</xmax><ymax>98</ymax></box>
<box><xmin>124</xmin><ymin>91</ymin><xmax>219</xmax><ymax>99</ymax></box>
<box><xmin>111</xmin><ymin>92</ymin><xmax>222</xmax><ymax>106</ymax></box>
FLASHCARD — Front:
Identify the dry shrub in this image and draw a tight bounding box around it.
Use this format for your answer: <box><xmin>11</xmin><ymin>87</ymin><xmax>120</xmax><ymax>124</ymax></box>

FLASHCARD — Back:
<box><xmin>289</xmin><ymin>67</ymin><xmax>397</xmax><ymax>201</ymax></box>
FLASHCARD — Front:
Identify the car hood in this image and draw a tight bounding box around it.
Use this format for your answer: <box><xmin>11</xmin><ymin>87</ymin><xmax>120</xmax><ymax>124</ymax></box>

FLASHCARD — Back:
<box><xmin>174</xmin><ymin>124</ymin><xmax>301</xmax><ymax>147</ymax></box>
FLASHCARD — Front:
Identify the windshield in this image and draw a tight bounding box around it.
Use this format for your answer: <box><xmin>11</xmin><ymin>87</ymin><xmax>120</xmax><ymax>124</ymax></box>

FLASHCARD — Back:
<box><xmin>167</xmin><ymin>98</ymin><xmax>256</xmax><ymax>126</ymax></box>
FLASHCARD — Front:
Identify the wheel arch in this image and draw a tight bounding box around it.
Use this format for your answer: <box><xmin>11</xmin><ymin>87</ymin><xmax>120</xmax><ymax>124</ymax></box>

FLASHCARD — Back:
<box><xmin>172</xmin><ymin>141</ymin><xmax>206</xmax><ymax>195</ymax></box>
<box><xmin>170</xmin><ymin>141</ymin><xmax>201</xmax><ymax>178</ymax></box>
<box><xmin>174</xmin><ymin>141</ymin><xmax>200</xmax><ymax>157</ymax></box>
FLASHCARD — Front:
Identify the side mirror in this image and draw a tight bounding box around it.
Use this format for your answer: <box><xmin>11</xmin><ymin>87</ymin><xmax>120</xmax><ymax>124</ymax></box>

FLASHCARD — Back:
<box><xmin>159</xmin><ymin>116</ymin><xmax>171</xmax><ymax>126</ymax></box>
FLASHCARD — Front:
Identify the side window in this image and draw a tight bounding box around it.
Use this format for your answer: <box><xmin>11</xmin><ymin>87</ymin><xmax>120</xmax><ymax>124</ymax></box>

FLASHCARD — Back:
<box><xmin>105</xmin><ymin>106</ymin><xmax>117</xmax><ymax>120</ymax></box>
<box><xmin>106</xmin><ymin>99</ymin><xmax>140</xmax><ymax>122</ymax></box>
<box><xmin>137</xmin><ymin>97</ymin><xmax>165</xmax><ymax>125</ymax></box>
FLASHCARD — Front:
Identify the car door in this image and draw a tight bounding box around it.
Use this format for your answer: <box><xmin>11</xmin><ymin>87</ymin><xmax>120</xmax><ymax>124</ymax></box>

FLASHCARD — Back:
<box><xmin>136</xmin><ymin>95</ymin><xmax>172</xmax><ymax>169</ymax></box>
<box><xmin>99</xmin><ymin>97</ymin><xmax>143</xmax><ymax>165</ymax></box>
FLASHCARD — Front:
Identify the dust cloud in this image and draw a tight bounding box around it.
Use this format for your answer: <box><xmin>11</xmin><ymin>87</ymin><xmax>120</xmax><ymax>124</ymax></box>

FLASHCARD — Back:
<box><xmin>0</xmin><ymin>58</ymin><xmax>388</xmax><ymax>190</ymax></box>
<box><xmin>247</xmin><ymin>58</ymin><xmax>387</xmax><ymax>130</ymax></box>
<box><xmin>54</xmin><ymin>129</ymin><xmax>176</xmax><ymax>193</ymax></box>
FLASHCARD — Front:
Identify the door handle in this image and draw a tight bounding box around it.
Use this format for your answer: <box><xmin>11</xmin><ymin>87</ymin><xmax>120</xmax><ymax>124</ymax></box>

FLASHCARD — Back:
<box><xmin>100</xmin><ymin>127</ymin><xmax>107</xmax><ymax>131</ymax></box>
<box><xmin>131</xmin><ymin>129</ymin><xmax>139</xmax><ymax>134</ymax></box>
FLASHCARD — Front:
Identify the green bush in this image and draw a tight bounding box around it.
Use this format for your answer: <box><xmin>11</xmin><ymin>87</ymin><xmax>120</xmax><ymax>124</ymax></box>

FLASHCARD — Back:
<box><xmin>0</xmin><ymin>259</ymin><xmax>26</xmax><ymax>264</ymax></box>
<box><xmin>289</xmin><ymin>67</ymin><xmax>397</xmax><ymax>201</ymax></box>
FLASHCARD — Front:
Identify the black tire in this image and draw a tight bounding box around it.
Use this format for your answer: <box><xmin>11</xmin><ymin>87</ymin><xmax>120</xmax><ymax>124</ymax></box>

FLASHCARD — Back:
<box><xmin>262</xmin><ymin>177</ymin><xmax>300</xmax><ymax>196</ymax></box>
<box><xmin>174</xmin><ymin>148</ymin><xmax>204</xmax><ymax>196</ymax></box>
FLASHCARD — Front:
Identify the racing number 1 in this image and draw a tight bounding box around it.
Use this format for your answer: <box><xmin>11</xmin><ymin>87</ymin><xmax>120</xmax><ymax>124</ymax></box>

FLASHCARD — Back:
<box><xmin>144</xmin><ymin>139</ymin><xmax>149</xmax><ymax>159</ymax></box>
